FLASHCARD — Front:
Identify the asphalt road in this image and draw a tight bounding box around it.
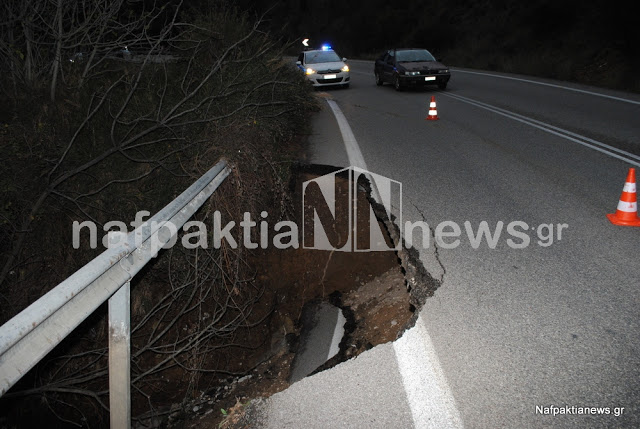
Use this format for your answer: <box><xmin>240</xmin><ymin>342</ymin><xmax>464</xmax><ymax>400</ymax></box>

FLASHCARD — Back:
<box><xmin>256</xmin><ymin>60</ymin><xmax>640</xmax><ymax>428</ymax></box>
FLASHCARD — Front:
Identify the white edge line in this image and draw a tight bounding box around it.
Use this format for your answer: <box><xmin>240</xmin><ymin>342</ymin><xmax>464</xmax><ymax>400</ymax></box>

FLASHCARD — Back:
<box><xmin>394</xmin><ymin>315</ymin><xmax>464</xmax><ymax>429</ymax></box>
<box><xmin>340</xmin><ymin>61</ymin><xmax>640</xmax><ymax>106</ymax></box>
<box><xmin>325</xmin><ymin>99</ymin><xmax>383</xmax><ymax>203</ymax></box>
<box><xmin>443</xmin><ymin>93</ymin><xmax>640</xmax><ymax>168</ymax></box>
<box><xmin>325</xmin><ymin>98</ymin><xmax>463</xmax><ymax>428</ymax></box>
<box><xmin>325</xmin><ymin>99</ymin><xmax>368</xmax><ymax>171</ymax></box>
<box><xmin>452</xmin><ymin>69</ymin><xmax>640</xmax><ymax>106</ymax></box>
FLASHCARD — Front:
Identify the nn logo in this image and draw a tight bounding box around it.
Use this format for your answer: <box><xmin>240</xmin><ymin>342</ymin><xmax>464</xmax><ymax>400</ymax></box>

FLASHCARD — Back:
<box><xmin>302</xmin><ymin>166</ymin><xmax>402</xmax><ymax>252</ymax></box>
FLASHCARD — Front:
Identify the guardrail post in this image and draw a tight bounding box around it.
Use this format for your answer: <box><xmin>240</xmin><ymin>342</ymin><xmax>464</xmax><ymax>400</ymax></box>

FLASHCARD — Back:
<box><xmin>0</xmin><ymin>160</ymin><xmax>230</xmax><ymax>409</ymax></box>
<box><xmin>108</xmin><ymin>231</ymin><xmax>131</xmax><ymax>429</ymax></box>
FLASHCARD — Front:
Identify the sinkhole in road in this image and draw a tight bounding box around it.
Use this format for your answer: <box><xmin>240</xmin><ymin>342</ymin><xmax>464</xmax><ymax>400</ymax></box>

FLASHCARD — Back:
<box><xmin>188</xmin><ymin>164</ymin><xmax>440</xmax><ymax>428</ymax></box>
<box><xmin>0</xmin><ymin>165</ymin><xmax>441</xmax><ymax>429</ymax></box>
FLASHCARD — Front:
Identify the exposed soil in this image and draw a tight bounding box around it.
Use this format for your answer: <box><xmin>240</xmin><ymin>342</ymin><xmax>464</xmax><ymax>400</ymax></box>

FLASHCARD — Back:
<box><xmin>0</xmin><ymin>163</ymin><xmax>439</xmax><ymax>429</ymax></box>
<box><xmin>138</xmin><ymin>164</ymin><xmax>438</xmax><ymax>429</ymax></box>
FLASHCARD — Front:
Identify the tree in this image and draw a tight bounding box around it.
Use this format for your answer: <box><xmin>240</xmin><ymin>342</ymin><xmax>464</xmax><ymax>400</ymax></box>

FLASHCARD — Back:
<box><xmin>0</xmin><ymin>0</ymin><xmax>170</xmax><ymax>101</ymax></box>
<box><xmin>0</xmin><ymin>3</ymin><xmax>313</xmax><ymax>424</ymax></box>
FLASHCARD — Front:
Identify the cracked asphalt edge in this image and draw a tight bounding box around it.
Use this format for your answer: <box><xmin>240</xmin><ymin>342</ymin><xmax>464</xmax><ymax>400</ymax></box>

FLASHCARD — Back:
<box><xmin>367</xmin><ymin>190</ymin><xmax>441</xmax><ymax>338</ymax></box>
<box><xmin>410</xmin><ymin>200</ymin><xmax>446</xmax><ymax>285</ymax></box>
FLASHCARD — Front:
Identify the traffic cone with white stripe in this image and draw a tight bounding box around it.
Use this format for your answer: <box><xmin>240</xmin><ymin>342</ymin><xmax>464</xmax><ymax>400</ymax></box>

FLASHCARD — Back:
<box><xmin>607</xmin><ymin>168</ymin><xmax>640</xmax><ymax>227</ymax></box>
<box><xmin>425</xmin><ymin>96</ymin><xmax>439</xmax><ymax>120</ymax></box>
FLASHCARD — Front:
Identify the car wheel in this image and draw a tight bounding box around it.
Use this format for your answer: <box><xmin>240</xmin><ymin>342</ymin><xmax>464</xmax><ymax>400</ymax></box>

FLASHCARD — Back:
<box><xmin>438</xmin><ymin>82</ymin><xmax>447</xmax><ymax>90</ymax></box>
<box><xmin>375</xmin><ymin>72</ymin><xmax>383</xmax><ymax>86</ymax></box>
<box><xmin>394</xmin><ymin>75</ymin><xmax>402</xmax><ymax>91</ymax></box>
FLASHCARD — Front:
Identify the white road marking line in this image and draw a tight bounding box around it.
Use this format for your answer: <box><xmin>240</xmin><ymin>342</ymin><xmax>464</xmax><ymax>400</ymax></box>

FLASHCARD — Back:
<box><xmin>394</xmin><ymin>316</ymin><xmax>464</xmax><ymax>429</ymax></box>
<box><xmin>452</xmin><ymin>69</ymin><xmax>640</xmax><ymax>106</ymax></box>
<box><xmin>340</xmin><ymin>62</ymin><xmax>640</xmax><ymax>106</ymax></box>
<box><xmin>325</xmin><ymin>98</ymin><xmax>463</xmax><ymax>428</ymax></box>
<box><xmin>326</xmin><ymin>100</ymin><xmax>369</xmax><ymax>170</ymax></box>
<box><xmin>443</xmin><ymin>93</ymin><xmax>640</xmax><ymax>168</ymax></box>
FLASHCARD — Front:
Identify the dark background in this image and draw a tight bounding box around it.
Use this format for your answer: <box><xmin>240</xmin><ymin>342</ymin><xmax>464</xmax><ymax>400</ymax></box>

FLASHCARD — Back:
<box><xmin>228</xmin><ymin>0</ymin><xmax>639</xmax><ymax>91</ymax></box>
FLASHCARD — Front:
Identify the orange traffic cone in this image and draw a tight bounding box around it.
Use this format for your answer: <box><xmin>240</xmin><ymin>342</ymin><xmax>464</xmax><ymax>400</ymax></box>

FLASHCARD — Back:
<box><xmin>425</xmin><ymin>96</ymin><xmax>439</xmax><ymax>120</ymax></box>
<box><xmin>607</xmin><ymin>168</ymin><xmax>640</xmax><ymax>227</ymax></box>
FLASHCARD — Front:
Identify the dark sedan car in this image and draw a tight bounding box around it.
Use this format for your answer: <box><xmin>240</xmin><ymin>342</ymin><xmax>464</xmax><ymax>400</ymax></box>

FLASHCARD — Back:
<box><xmin>374</xmin><ymin>48</ymin><xmax>450</xmax><ymax>91</ymax></box>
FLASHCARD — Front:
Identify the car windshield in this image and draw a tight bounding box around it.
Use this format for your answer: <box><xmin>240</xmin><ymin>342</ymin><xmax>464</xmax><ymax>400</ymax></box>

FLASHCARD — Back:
<box><xmin>396</xmin><ymin>49</ymin><xmax>436</xmax><ymax>62</ymax></box>
<box><xmin>305</xmin><ymin>51</ymin><xmax>341</xmax><ymax>64</ymax></box>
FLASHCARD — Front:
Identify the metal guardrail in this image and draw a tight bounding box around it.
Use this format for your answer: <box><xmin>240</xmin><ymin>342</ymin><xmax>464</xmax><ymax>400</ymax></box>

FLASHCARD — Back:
<box><xmin>0</xmin><ymin>159</ymin><xmax>231</xmax><ymax>428</ymax></box>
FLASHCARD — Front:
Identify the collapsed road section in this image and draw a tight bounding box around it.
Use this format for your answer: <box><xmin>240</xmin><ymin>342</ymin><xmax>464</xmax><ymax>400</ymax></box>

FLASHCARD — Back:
<box><xmin>139</xmin><ymin>164</ymin><xmax>440</xmax><ymax>428</ymax></box>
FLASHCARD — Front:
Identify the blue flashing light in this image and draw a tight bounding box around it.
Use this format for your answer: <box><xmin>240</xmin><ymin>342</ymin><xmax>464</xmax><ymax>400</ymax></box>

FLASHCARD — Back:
<box><xmin>321</xmin><ymin>44</ymin><xmax>331</xmax><ymax>51</ymax></box>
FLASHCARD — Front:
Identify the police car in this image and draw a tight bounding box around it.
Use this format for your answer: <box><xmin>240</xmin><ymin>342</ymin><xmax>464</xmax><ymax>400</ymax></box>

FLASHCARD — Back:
<box><xmin>296</xmin><ymin>45</ymin><xmax>350</xmax><ymax>89</ymax></box>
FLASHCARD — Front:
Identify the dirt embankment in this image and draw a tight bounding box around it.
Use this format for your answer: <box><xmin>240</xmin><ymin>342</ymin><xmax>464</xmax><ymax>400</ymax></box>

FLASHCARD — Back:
<box><xmin>154</xmin><ymin>165</ymin><xmax>439</xmax><ymax>429</ymax></box>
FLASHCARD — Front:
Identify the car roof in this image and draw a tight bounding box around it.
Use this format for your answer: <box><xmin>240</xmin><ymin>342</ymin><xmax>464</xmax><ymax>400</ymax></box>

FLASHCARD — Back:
<box><xmin>302</xmin><ymin>49</ymin><xmax>336</xmax><ymax>54</ymax></box>
<box><xmin>390</xmin><ymin>48</ymin><xmax>429</xmax><ymax>51</ymax></box>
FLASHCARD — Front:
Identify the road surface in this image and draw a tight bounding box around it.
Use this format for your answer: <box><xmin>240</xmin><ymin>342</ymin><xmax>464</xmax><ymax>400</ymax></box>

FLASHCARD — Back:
<box><xmin>251</xmin><ymin>60</ymin><xmax>640</xmax><ymax>428</ymax></box>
